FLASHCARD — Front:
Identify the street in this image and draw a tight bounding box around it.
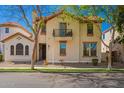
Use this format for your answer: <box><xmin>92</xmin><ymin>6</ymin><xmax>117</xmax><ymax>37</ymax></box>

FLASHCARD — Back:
<box><xmin>0</xmin><ymin>72</ymin><xmax>124</xmax><ymax>88</ymax></box>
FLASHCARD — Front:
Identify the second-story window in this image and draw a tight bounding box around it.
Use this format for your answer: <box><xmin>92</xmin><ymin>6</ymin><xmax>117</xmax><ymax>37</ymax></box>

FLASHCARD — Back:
<box><xmin>87</xmin><ymin>23</ymin><xmax>93</xmax><ymax>36</ymax></box>
<box><xmin>103</xmin><ymin>34</ymin><xmax>105</xmax><ymax>40</ymax></box>
<box><xmin>5</xmin><ymin>28</ymin><xmax>9</xmax><ymax>33</ymax></box>
<box><xmin>59</xmin><ymin>23</ymin><xmax>67</xmax><ymax>36</ymax></box>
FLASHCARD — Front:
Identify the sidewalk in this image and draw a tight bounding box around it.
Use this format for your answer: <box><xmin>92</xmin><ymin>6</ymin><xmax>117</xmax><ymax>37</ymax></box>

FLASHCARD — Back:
<box><xmin>0</xmin><ymin>61</ymin><xmax>123</xmax><ymax>69</ymax></box>
<box><xmin>0</xmin><ymin>61</ymin><xmax>68</xmax><ymax>69</ymax></box>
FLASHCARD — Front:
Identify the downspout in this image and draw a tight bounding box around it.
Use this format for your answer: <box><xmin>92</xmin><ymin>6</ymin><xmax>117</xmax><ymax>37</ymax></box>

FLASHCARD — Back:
<box><xmin>51</xmin><ymin>29</ymin><xmax>54</xmax><ymax>64</ymax></box>
<box><xmin>0</xmin><ymin>28</ymin><xmax>1</xmax><ymax>52</ymax></box>
<box><xmin>79</xmin><ymin>21</ymin><xmax>81</xmax><ymax>63</ymax></box>
<box><xmin>52</xmin><ymin>29</ymin><xmax>55</xmax><ymax>64</ymax></box>
<box><xmin>36</xmin><ymin>36</ymin><xmax>37</xmax><ymax>62</ymax></box>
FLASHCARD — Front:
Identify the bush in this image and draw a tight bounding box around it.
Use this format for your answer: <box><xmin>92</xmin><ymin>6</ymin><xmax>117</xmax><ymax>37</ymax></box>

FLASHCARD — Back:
<box><xmin>0</xmin><ymin>54</ymin><xmax>3</xmax><ymax>62</ymax></box>
<box><xmin>92</xmin><ymin>59</ymin><xmax>98</xmax><ymax>66</ymax></box>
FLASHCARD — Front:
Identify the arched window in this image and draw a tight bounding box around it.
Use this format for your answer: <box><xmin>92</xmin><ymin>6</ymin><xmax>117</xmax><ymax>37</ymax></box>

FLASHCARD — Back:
<box><xmin>16</xmin><ymin>43</ymin><xmax>23</xmax><ymax>55</ymax></box>
<box><xmin>25</xmin><ymin>45</ymin><xmax>29</xmax><ymax>55</ymax></box>
<box><xmin>10</xmin><ymin>45</ymin><xmax>14</xmax><ymax>55</ymax></box>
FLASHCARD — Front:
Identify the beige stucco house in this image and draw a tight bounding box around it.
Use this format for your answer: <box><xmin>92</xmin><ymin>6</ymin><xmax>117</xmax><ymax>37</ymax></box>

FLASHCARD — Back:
<box><xmin>101</xmin><ymin>27</ymin><xmax>124</xmax><ymax>62</ymax></box>
<box><xmin>0</xmin><ymin>22</ymin><xmax>33</xmax><ymax>62</ymax></box>
<box><xmin>36</xmin><ymin>11</ymin><xmax>102</xmax><ymax>63</ymax></box>
<box><xmin>1</xmin><ymin>11</ymin><xmax>103</xmax><ymax>63</ymax></box>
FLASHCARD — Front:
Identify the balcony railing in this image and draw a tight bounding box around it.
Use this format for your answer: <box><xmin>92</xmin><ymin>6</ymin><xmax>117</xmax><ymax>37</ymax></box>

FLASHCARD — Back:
<box><xmin>53</xmin><ymin>29</ymin><xmax>72</xmax><ymax>37</ymax></box>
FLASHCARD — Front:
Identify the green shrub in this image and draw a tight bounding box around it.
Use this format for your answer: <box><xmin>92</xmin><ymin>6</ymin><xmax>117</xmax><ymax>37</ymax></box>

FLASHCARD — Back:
<box><xmin>0</xmin><ymin>54</ymin><xmax>3</xmax><ymax>62</ymax></box>
<box><xmin>92</xmin><ymin>59</ymin><xmax>98</xmax><ymax>66</ymax></box>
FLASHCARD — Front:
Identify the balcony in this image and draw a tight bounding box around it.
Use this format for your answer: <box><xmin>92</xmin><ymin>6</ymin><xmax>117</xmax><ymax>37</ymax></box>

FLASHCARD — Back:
<box><xmin>53</xmin><ymin>29</ymin><xmax>73</xmax><ymax>41</ymax></box>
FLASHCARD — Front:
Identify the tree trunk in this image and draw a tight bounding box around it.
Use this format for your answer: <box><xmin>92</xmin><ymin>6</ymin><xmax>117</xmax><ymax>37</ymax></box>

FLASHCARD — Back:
<box><xmin>107</xmin><ymin>27</ymin><xmax>115</xmax><ymax>70</ymax></box>
<box><xmin>108</xmin><ymin>43</ymin><xmax>112</xmax><ymax>70</ymax></box>
<box><xmin>31</xmin><ymin>35</ymin><xmax>38</xmax><ymax>70</ymax></box>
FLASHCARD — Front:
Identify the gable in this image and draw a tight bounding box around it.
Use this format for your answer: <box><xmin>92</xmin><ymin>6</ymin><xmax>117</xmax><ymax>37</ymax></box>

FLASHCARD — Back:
<box><xmin>1</xmin><ymin>33</ymin><xmax>34</xmax><ymax>43</ymax></box>
<box><xmin>46</xmin><ymin>13</ymin><xmax>79</xmax><ymax>28</ymax></box>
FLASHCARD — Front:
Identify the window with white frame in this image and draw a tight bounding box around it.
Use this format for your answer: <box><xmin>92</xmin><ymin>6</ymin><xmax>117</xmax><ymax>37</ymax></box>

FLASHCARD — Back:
<box><xmin>25</xmin><ymin>45</ymin><xmax>29</xmax><ymax>55</ymax></box>
<box><xmin>10</xmin><ymin>45</ymin><xmax>14</xmax><ymax>55</ymax></box>
<box><xmin>83</xmin><ymin>42</ymin><xmax>97</xmax><ymax>56</ymax></box>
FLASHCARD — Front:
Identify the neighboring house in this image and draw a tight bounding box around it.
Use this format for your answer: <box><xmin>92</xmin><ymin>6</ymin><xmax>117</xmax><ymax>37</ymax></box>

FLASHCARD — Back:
<box><xmin>101</xmin><ymin>27</ymin><xmax>124</xmax><ymax>62</ymax></box>
<box><xmin>1</xmin><ymin>11</ymin><xmax>103</xmax><ymax>63</ymax></box>
<box><xmin>0</xmin><ymin>22</ymin><xmax>33</xmax><ymax>62</ymax></box>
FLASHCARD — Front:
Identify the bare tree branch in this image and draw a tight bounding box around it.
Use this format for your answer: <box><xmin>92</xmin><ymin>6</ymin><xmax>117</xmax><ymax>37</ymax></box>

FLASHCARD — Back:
<box><xmin>18</xmin><ymin>5</ymin><xmax>36</xmax><ymax>34</ymax></box>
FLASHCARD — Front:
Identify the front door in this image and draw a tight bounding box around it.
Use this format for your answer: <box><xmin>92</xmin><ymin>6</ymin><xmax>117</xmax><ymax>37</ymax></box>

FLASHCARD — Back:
<box><xmin>39</xmin><ymin>44</ymin><xmax>46</xmax><ymax>61</ymax></box>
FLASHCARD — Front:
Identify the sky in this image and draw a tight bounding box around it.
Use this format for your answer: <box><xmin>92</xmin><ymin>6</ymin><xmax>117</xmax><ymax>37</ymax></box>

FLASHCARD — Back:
<box><xmin>0</xmin><ymin>5</ymin><xmax>111</xmax><ymax>32</ymax></box>
<box><xmin>102</xmin><ymin>22</ymin><xmax>111</xmax><ymax>31</ymax></box>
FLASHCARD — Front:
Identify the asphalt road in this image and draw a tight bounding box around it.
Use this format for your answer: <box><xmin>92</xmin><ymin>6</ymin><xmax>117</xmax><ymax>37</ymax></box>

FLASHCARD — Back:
<box><xmin>0</xmin><ymin>72</ymin><xmax>124</xmax><ymax>88</ymax></box>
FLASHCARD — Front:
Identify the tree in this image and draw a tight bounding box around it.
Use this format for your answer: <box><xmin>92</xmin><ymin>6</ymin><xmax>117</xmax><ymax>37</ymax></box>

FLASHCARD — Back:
<box><xmin>115</xmin><ymin>6</ymin><xmax>124</xmax><ymax>44</ymax></box>
<box><xmin>117</xmin><ymin>6</ymin><xmax>124</xmax><ymax>33</ymax></box>
<box><xmin>91</xmin><ymin>6</ymin><xmax>118</xmax><ymax>69</ymax></box>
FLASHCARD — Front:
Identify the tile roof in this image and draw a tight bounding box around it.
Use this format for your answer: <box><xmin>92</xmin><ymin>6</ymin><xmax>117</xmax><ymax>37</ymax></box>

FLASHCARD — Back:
<box><xmin>34</xmin><ymin>10</ymin><xmax>103</xmax><ymax>23</ymax></box>
<box><xmin>0</xmin><ymin>22</ymin><xmax>32</xmax><ymax>37</ymax></box>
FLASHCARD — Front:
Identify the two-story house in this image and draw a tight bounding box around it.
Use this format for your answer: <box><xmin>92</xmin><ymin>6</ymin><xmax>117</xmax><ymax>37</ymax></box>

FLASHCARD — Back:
<box><xmin>2</xmin><ymin>11</ymin><xmax>102</xmax><ymax>63</ymax></box>
<box><xmin>36</xmin><ymin>11</ymin><xmax>102</xmax><ymax>63</ymax></box>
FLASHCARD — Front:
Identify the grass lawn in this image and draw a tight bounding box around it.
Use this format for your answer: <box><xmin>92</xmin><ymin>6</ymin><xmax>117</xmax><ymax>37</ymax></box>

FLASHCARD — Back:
<box><xmin>0</xmin><ymin>68</ymin><xmax>124</xmax><ymax>73</ymax></box>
